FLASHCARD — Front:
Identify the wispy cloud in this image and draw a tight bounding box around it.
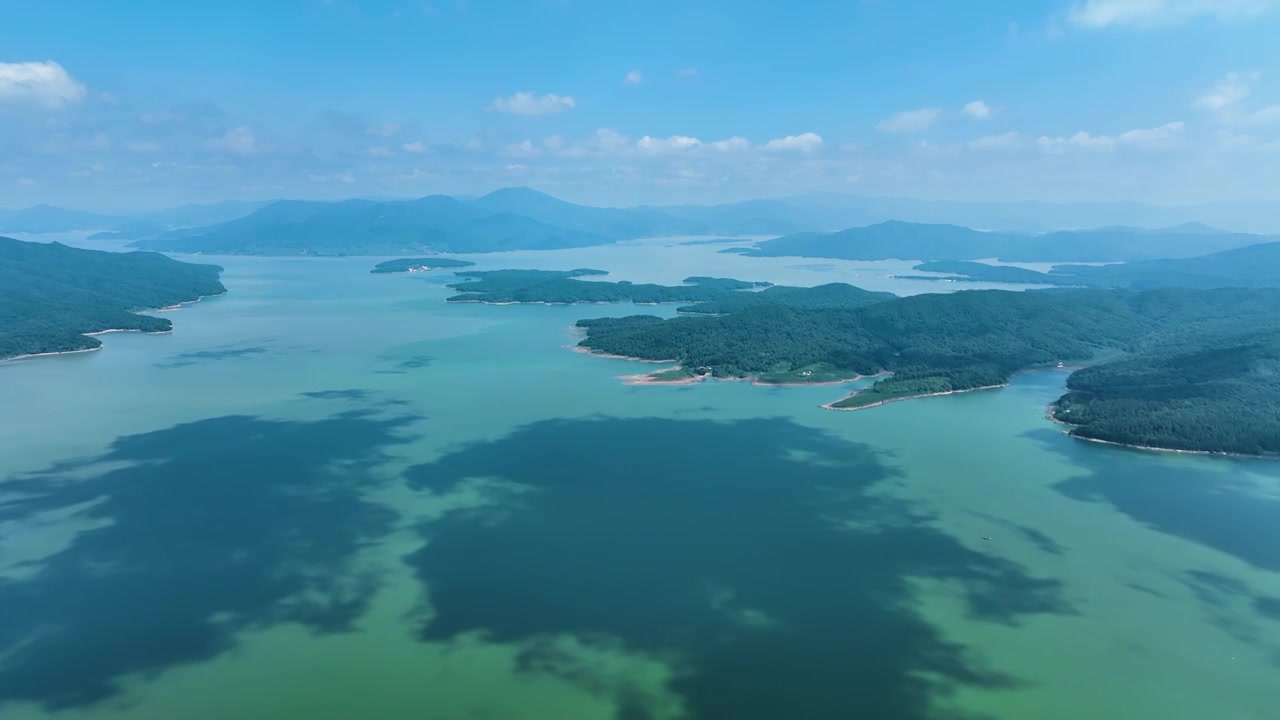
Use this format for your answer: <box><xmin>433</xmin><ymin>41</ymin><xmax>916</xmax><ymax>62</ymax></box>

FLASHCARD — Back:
<box><xmin>764</xmin><ymin>132</ymin><xmax>823</xmax><ymax>152</ymax></box>
<box><xmin>877</xmin><ymin>107</ymin><xmax>940</xmax><ymax>133</ymax></box>
<box><xmin>1194</xmin><ymin>71</ymin><xmax>1259</xmax><ymax>110</ymax></box>
<box><xmin>0</xmin><ymin>61</ymin><xmax>86</xmax><ymax>109</ymax></box>
<box><xmin>676</xmin><ymin>67</ymin><xmax>698</xmax><ymax>77</ymax></box>
<box><xmin>206</xmin><ymin>126</ymin><xmax>262</xmax><ymax>156</ymax></box>
<box><xmin>623</xmin><ymin>70</ymin><xmax>643</xmax><ymax>85</ymax></box>
<box><xmin>967</xmin><ymin>131</ymin><xmax>1025</xmax><ymax>150</ymax></box>
<box><xmin>637</xmin><ymin>135</ymin><xmax>703</xmax><ymax>153</ymax></box>
<box><xmin>401</xmin><ymin>140</ymin><xmax>427</xmax><ymax>153</ymax></box>
<box><xmin>488</xmin><ymin>91</ymin><xmax>576</xmax><ymax>115</ymax></box>
<box><xmin>1037</xmin><ymin>121</ymin><xmax>1184</xmax><ymax>151</ymax></box>
<box><xmin>963</xmin><ymin>100</ymin><xmax>992</xmax><ymax>119</ymax></box>
<box><xmin>1068</xmin><ymin>0</ymin><xmax>1271</xmax><ymax>29</ymax></box>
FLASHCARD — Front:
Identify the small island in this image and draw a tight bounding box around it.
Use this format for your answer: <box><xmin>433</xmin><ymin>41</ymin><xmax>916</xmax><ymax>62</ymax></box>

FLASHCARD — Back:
<box><xmin>370</xmin><ymin>257</ymin><xmax>476</xmax><ymax>274</ymax></box>
<box><xmin>1</xmin><ymin>237</ymin><xmax>226</xmax><ymax>361</ymax></box>
<box><xmin>444</xmin><ymin>269</ymin><xmax>775</xmax><ymax>305</ymax></box>
<box><xmin>565</xmin><ymin>284</ymin><xmax>1280</xmax><ymax>456</ymax></box>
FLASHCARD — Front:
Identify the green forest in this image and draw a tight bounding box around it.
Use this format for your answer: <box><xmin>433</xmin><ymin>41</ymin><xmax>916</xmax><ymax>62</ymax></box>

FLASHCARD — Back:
<box><xmin>0</xmin><ymin>237</ymin><xmax>226</xmax><ymax>360</ymax></box>
<box><xmin>445</xmin><ymin>269</ymin><xmax>773</xmax><ymax>304</ymax></box>
<box><xmin>907</xmin><ymin>242</ymin><xmax>1280</xmax><ymax>290</ymax></box>
<box><xmin>572</xmin><ymin>285</ymin><xmax>1280</xmax><ymax>455</ymax></box>
<box><xmin>370</xmin><ymin>257</ymin><xmax>475</xmax><ymax>273</ymax></box>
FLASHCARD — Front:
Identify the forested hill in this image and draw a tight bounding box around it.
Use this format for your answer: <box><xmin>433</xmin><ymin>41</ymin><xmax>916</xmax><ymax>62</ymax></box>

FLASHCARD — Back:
<box><xmin>443</xmin><ymin>269</ymin><xmax>776</xmax><ymax>305</ymax></box>
<box><xmin>0</xmin><ymin>237</ymin><xmax>226</xmax><ymax>361</ymax></box>
<box><xmin>738</xmin><ymin>221</ymin><xmax>1270</xmax><ymax>263</ymax></box>
<box><xmin>572</xmin><ymin>286</ymin><xmax>1280</xmax><ymax>455</ymax></box>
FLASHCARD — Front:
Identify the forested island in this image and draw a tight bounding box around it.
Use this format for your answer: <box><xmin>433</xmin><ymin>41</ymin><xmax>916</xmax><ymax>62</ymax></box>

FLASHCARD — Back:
<box><xmin>905</xmin><ymin>242</ymin><xmax>1280</xmax><ymax>290</ymax></box>
<box><xmin>567</xmin><ymin>284</ymin><xmax>1280</xmax><ymax>455</ymax></box>
<box><xmin>0</xmin><ymin>237</ymin><xmax>226</xmax><ymax>361</ymax></box>
<box><xmin>371</xmin><ymin>257</ymin><xmax>476</xmax><ymax>274</ymax></box>
<box><xmin>445</xmin><ymin>269</ymin><xmax>774</xmax><ymax>305</ymax></box>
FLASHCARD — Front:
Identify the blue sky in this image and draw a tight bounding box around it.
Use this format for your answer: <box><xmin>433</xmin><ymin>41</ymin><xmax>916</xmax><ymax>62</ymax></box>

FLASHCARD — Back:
<box><xmin>1</xmin><ymin>0</ymin><xmax>1278</xmax><ymax>210</ymax></box>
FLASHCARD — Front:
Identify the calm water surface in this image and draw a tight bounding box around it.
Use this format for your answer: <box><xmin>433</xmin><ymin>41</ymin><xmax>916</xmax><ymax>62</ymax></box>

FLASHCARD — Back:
<box><xmin>1</xmin><ymin>238</ymin><xmax>1277</xmax><ymax>719</ymax></box>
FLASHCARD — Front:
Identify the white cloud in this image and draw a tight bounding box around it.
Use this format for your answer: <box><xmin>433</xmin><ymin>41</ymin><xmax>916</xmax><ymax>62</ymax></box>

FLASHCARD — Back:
<box><xmin>637</xmin><ymin>135</ymin><xmax>702</xmax><ymax>153</ymax></box>
<box><xmin>1068</xmin><ymin>0</ymin><xmax>1271</xmax><ymax>29</ymax></box>
<box><xmin>488</xmin><ymin>91</ymin><xmax>576</xmax><ymax>115</ymax></box>
<box><xmin>206</xmin><ymin>126</ymin><xmax>261</xmax><ymax>156</ymax></box>
<box><xmin>623</xmin><ymin>70</ymin><xmax>643</xmax><ymax>85</ymax></box>
<box><xmin>1037</xmin><ymin>121</ymin><xmax>1184</xmax><ymax>152</ymax></box>
<box><xmin>505</xmin><ymin>163</ymin><xmax>526</xmax><ymax>172</ymax></box>
<box><xmin>1195</xmin><ymin>71</ymin><xmax>1259</xmax><ymax>111</ymax></box>
<box><xmin>126</xmin><ymin>141</ymin><xmax>162</xmax><ymax>154</ymax></box>
<box><xmin>967</xmin><ymin>132</ymin><xmax>1025</xmax><ymax>150</ymax></box>
<box><xmin>764</xmin><ymin>132</ymin><xmax>823</xmax><ymax>152</ymax></box>
<box><xmin>708</xmin><ymin>136</ymin><xmax>750</xmax><ymax>151</ymax></box>
<box><xmin>963</xmin><ymin>100</ymin><xmax>992</xmax><ymax>119</ymax></box>
<box><xmin>16</xmin><ymin>178</ymin><xmax>36</xmax><ymax>186</ymax></box>
<box><xmin>877</xmin><ymin>107</ymin><xmax>940</xmax><ymax>133</ymax></box>
<box><xmin>401</xmin><ymin>140</ymin><xmax>427</xmax><ymax>153</ymax></box>
<box><xmin>504</xmin><ymin>139</ymin><xmax>540</xmax><ymax>157</ymax></box>
<box><xmin>0</xmin><ymin>61</ymin><xmax>86</xmax><ymax>109</ymax></box>
<box><xmin>366</xmin><ymin>146</ymin><xmax>393</xmax><ymax>157</ymax></box>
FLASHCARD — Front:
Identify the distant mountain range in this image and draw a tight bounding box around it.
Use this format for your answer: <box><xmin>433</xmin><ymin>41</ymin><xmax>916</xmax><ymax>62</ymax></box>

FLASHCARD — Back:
<box><xmin>735</xmin><ymin>220</ymin><xmax>1274</xmax><ymax>263</ymax></box>
<box><xmin>5</xmin><ymin>187</ymin><xmax>1279</xmax><ymax>257</ymax></box>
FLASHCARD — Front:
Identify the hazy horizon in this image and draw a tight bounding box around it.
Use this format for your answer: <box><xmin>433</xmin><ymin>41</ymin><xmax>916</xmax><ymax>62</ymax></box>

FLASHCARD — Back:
<box><xmin>3</xmin><ymin>1</ymin><xmax>1279</xmax><ymax>211</ymax></box>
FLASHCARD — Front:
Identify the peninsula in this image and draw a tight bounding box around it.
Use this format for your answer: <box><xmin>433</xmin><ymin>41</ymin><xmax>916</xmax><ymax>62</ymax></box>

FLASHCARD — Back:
<box><xmin>568</xmin><ymin>284</ymin><xmax>1280</xmax><ymax>455</ymax></box>
<box><xmin>0</xmin><ymin>237</ymin><xmax>226</xmax><ymax>361</ymax></box>
<box><xmin>444</xmin><ymin>269</ymin><xmax>777</xmax><ymax>305</ymax></box>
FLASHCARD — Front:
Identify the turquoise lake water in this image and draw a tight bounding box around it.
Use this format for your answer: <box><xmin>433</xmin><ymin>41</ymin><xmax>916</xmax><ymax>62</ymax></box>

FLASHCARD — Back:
<box><xmin>1</xmin><ymin>237</ymin><xmax>1278</xmax><ymax>719</ymax></box>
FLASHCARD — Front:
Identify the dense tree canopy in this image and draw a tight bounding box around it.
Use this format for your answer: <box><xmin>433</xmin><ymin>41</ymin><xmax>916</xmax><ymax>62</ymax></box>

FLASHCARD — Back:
<box><xmin>370</xmin><ymin>257</ymin><xmax>475</xmax><ymax>273</ymax></box>
<box><xmin>0</xmin><ymin>237</ymin><xmax>225</xmax><ymax>360</ymax></box>
<box><xmin>574</xmin><ymin>285</ymin><xmax>1280</xmax><ymax>454</ymax></box>
<box><xmin>445</xmin><ymin>270</ymin><xmax>773</xmax><ymax>304</ymax></box>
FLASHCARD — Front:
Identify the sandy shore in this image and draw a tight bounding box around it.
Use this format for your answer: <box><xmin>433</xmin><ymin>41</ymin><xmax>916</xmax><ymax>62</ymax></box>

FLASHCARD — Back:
<box><xmin>823</xmin><ymin>384</ymin><xmax>1007</xmax><ymax>411</ymax></box>
<box><xmin>3</xmin><ymin>347</ymin><xmax>102</xmax><ymax>363</ymax></box>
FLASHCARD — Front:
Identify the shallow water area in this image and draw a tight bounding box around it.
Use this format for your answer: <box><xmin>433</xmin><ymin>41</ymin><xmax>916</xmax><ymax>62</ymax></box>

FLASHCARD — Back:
<box><xmin>1</xmin><ymin>239</ymin><xmax>1278</xmax><ymax>720</ymax></box>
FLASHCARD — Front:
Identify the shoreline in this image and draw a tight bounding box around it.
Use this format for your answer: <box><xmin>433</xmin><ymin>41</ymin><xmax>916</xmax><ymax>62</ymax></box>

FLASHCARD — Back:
<box><xmin>822</xmin><ymin>383</ymin><xmax>1007</xmax><ymax>411</ymax></box>
<box><xmin>1044</xmin><ymin>403</ymin><xmax>1273</xmax><ymax>459</ymax></box>
<box><xmin>2</xmin><ymin>289</ymin><xmax>224</xmax><ymax>365</ymax></box>
<box><xmin>3</xmin><ymin>346</ymin><xmax>103</xmax><ymax>363</ymax></box>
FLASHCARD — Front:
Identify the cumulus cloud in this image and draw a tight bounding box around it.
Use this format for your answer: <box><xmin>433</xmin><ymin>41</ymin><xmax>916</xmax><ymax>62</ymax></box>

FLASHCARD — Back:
<box><xmin>488</xmin><ymin>91</ymin><xmax>576</xmax><ymax>115</ymax></box>
<box><xmin>877</xmin><ymin>108</ymin><xmax>940</xmax><ymax>133</ymax></box>
<box><xmin>637</xmin><ymin>135</ymin><xmax>702</xmax><ymax>153</ymax></box>
<box><xmin>401</xmin><ymin>140</ymin><xmax>427</xmax><ymax>153</ymax></box>
<box><xmin>764</xmin><ymin>132</ymin><xmax>823</xmax><ymax>152</ymax></box>
<box><xmin>623</xmin><ymin>70</ymin><xmax>643</xmax><ymax>85</ymax></box>
<box><xmin>1195</xmin><ymin>71</ymin><xmax>1259</xmax><ymax>111</ymax></box>
<box><xmin>1037</xmin><ymin>121</ymin><xmax>1184</xmax><ymax>151</ymax></box>
<box><xmin>504</xmin><ymin>139</ymin><xmax>540</xmax><ymax>157</ymax></box>
<box><xmin>1068</xmin><ymin>0</ymin><xmax>1271</xmax><ymax>28</ymax></box>
<box><xmin>708</xmin><ymin>136</ymin><xmax>750</xmax><ymax>151</ymax></box>
<box><xmin>206</xmin><ymin>126</ymin><xmax>261</xmax><ymax>156</ymax></box>
<box><xmin>963</xmin><ymin>100</ymin><xmax>992</xmax><ymax>119</ymax></box>
<box><xmin>0</xmin><ymin>61</ymin><xmax>86</xmax><ymax>109</ymax></box>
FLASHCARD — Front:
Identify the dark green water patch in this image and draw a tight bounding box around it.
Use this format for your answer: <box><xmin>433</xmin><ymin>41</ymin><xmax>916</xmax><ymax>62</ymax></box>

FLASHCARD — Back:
<box><xmin>405</xmin><ymin>417</ymin><xmax>1068</xmax><ymax>720</ymax></box>
<box><xmin>1028</xmin><ymin>428</ymin><xmax>1280</xmax><ymax>573</ymax></box>
<box><xmin>154</xmin><ymin>343</ymin><xmax>271</xmax><ymax>368</ymax></box>
<box><xmin>0</xmin><ymin>410</ymin><xmax>415</xmax><ymax>710</ymax></box>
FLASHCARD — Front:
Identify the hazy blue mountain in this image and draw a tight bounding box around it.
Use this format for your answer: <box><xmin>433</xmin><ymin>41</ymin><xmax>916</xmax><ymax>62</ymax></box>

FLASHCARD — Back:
<box><xmin>0</xmin><ymin>205</ymin><xmax>125</xmax><ymax>234</ymax></box>
<box><xmin>631</xmin><ymin>199</ymin><xmax>823</xmax><ymax>235</ymax></box>
<box><xmin>911</xmin><ymin>241</ymin><xmax>1280</xmax><ymax>290</ymax></box>
<box><xmin>142</xmin><ymin>200</ymin><xmax>273</xmax><ymax>229</ymax></box>
<box><xmin>471</xmin><ymin>187</ymin><xmax>707</xmax><ymax>238</ymax></box>
<box><xmin>740</xmin><ymin>220</ymin><xmax>1271</xmax><ymax>263</ymax></box>
<box><xmin>87</xmin><ymin>219</ymin><xmax>172</xmax><ymax>241</ymax></box>
<box><xmin>133</xmin><ymin>195</ymin><xmax>610</xmax><ymax>255</ymax></box>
